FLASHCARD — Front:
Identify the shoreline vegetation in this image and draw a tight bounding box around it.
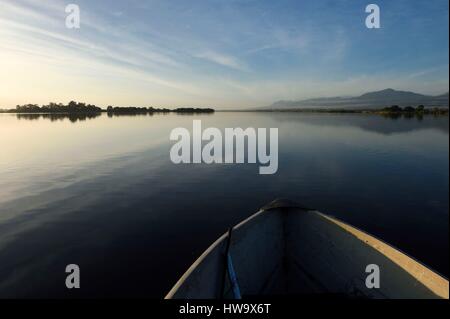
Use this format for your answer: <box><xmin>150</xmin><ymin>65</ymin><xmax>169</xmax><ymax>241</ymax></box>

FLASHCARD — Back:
<box><xmin>0</xmin><ymin>101</ymin><xmax>215</xmax><ymax>114</ymax></box>
<box><xmin>227</xmin><ymin>104</ymin><xmax>449</xmax><ymax>117</ymax></box>
<box><xmin>0</xmin><ymin>101</ymin><xmax>448</xmax><ymax>117</ymax></box>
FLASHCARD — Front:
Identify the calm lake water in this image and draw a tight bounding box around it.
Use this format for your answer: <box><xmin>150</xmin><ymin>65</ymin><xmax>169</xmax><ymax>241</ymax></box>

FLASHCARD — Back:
<box><xmin>0</xmin><ymin>112</ymin><xmax>448</xmax><ymax>298</ymax></box>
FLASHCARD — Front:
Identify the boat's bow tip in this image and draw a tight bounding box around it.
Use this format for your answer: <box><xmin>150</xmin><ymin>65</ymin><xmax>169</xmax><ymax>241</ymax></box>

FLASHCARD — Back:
<box><xmin>260</xmin><ymin>198</ymin><xmax>312</xmax><ymax>211</ymax></box>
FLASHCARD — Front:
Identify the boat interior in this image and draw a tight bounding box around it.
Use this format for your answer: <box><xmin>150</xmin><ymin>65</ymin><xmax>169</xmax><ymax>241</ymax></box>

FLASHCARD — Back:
<box><xmin>166</xmin><ymin>200</ymin><xmax>449</xmax><ymax>299</ymax></box>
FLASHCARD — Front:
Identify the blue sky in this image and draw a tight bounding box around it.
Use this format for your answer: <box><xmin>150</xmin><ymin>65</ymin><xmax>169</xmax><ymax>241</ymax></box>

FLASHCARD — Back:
<box><xmin>0</xmin><ymin>0</ymin><xmax>448</xmax><ymax>108</ymax></box>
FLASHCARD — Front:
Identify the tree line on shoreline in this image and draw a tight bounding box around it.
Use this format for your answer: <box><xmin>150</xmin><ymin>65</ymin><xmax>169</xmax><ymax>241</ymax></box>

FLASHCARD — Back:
<box><xmin>0</xmin><ymin>101</ymin><xmax>447</xmax><ymax>115</ymax></box>
<box><xmin>0</xmin><ymin>101</ymin><xmax>215</xmax><ymax>114</ymax></box>
<box><xmin>247</xmin><ymin>104</ymin><xmax>448</xmax><ymax>115</ymax></box>
<box><xmin>378</xmin><ymin>105</ymin><xmax>448</xmax><ymax>115</ymax></box>
<box><xmin>105</xmin><ymin>106</ymin><xmax>214</xmax><ymax>114</ymax></box>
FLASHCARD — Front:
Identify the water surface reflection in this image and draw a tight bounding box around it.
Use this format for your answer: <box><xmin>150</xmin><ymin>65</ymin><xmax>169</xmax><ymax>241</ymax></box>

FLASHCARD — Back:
<box><xmin>0</xmin><ymin>112</ymin><xmax>448</xmax><ymax>297</ymax></box>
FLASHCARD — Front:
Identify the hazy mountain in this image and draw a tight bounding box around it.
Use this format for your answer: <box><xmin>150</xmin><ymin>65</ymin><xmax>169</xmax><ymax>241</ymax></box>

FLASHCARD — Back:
<box><xmin>265</xmin><ymin>89</ymin><xmax>449</xmax><ymax>109</ymax></box>
<box><xmin>435</xmin><ymin>92</ymin><xmax>449</xmax><ymax>99</ymax></box>
<box><xmin>358</xmin><ymin>88</ymin><xmax>428</xmax><ymax>100</ymax></box>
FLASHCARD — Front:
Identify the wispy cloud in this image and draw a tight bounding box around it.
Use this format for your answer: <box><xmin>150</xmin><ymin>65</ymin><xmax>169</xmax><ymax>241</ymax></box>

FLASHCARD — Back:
<box><xmin>193</xmin><ymin>51</ymin><xmax>249</xmax><ymax>71</ymax></box>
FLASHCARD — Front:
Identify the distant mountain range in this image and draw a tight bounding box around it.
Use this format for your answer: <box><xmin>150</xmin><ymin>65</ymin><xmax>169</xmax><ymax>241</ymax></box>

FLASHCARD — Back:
<box><xmin>264</xmin><ymin>89</ymin><xmax>449</xmax><ymax>109</ymax></box>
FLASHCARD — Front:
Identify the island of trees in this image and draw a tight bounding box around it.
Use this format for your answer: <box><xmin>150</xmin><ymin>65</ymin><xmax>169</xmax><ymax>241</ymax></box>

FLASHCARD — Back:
<box><xmin>6</xmin><ymin>101</ymin><xmax>102</xmax><ymax>113</ymax></box>
<box><xmin>0</xmin><ymin>101</ymin><xmax>214</xmax><ymax>114</ymax></box>
<box><xmin>105</xmin><ymin>106</ymin><xmax>214</xmax><ymax>114</ymax></box>
<box><xmin>377</xmin><ymin>105</ymin><xmax>448</xmax><ymax>115</ymax></box>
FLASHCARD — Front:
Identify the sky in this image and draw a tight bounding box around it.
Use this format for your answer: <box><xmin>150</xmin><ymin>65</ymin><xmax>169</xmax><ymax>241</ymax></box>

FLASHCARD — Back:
<box><xmin>0</xmin><ymin>0</ymin><xmax>448</xmax><ymax>109</ymax></box>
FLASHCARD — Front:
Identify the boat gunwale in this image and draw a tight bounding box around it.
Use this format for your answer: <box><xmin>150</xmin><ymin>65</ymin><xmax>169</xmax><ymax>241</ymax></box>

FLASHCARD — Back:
<box><xmin>164</xmin><ymin>208</ymin><xmax>266</xmax><ymax>299</ymax></box>
<box><xmin>317</xmin><ymin>212</ymin><xmax>449</xmax><ymax>281</ymax></box>
<box><xmin>316</xmin><ymin>212</ymin><xmax>449</xmax><ymax>298</ymax></box>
